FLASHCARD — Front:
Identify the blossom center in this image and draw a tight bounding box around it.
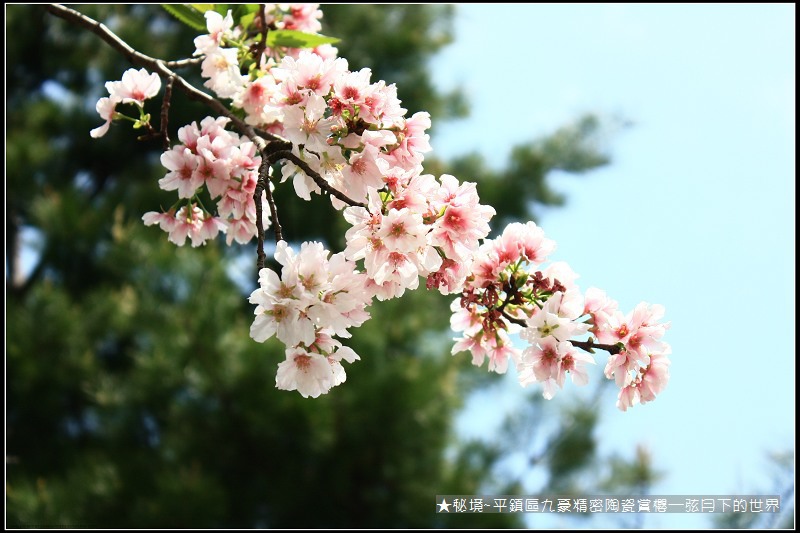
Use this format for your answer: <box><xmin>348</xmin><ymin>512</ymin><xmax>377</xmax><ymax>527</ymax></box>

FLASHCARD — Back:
<box><xmin>293</xmin><ymin>354</ymin><xmax>312</xmax><ymax>371</ymax></box>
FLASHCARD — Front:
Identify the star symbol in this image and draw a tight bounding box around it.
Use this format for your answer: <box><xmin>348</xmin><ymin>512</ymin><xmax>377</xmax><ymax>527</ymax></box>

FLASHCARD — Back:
<box><xmin>437</xmin><ymin>498</ymin><xmax>451</xmax><ymax>512</ymax></box>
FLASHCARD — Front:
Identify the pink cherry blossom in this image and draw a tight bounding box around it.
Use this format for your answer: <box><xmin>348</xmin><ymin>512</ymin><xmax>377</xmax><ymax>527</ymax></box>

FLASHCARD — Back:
<box><xmin>519</xmin><ymin>337</ymin><xmax>567</xmax><ymax>386</ymax></box>
<box><xmin>234</xmin><ymin>76</ymin><xmax>281</xmax><ymax>127</ymax></box>
<box><xmin>280</xmin><ymin>4</ymin><xmax>324</xmax><ymax>33</ymax></box>
<box><xmin>158</xmin><ymin>146</ymin><xmax>202</xmax><ymax>198</ymax></box>
<box><xmin>273</xmin><ymin>51</ymin><xmax>347</xmax><ymax>97</ymax></box>
<box><xmin>193</xmin><ymin>9</ymin><xmax>234</xmax><ymax>55</ymax></box>
<box><xmin>332</xmin><ymin>67</ymin><xmax>372</xmax><ymax>110</ymax></box>
<box><xmin>201</xmin><ymin>48</ymin><xmax>247</xmax><ymax>99</ymax></box>
<box><xmin>555</xmin><ymin>346</ymin><xmax>595</xmax><ymax>388</ymax></box>
<box><xmin>583</xmin><ymin>287</ymin><xmax>619</xmax><ymax>336</ymax></box>
<box><xmin>89</xmin><ymin>7</ymin><xmax>674</xmax><ymax>405</ymax></box>
<box><xmin>385</xmin><ymin>111</ymin><xmax>431</xmax><ymax>167</ymax></box>
<box><xmin>341</xmin><ymin>143</ymin><xmax>384</xmax><ymax>200</ymax></box>
<box><xmin>638</xmin><ymin>348</ymin><xmax>671</xmax><ymax>403</ymax></box>
<box><xmin>105</xmin><ymin>68</ymin><xmax>161</xmax><ymax>107</ymax></box>
<box><xmin>616</xmin><ymin>383</ymin><xmax>640</xmax><ymax>412</ymax></box>
<box><xmin>276</xmin><ymin>347</ymin><xmax>335</xmax><ymax>398</ymax></box>
<box><xmin>157</xmin><ymin>204</ymin><xmax>209</xmax><ymax>247</ymax></box>
<box><xmin>282</xmin><ymin>94</ymin><xmax>336</xmax><ymax>154</ymax></box>
<box><xmin>142</xmin><ymin>210</ymin><xmax>177</xmax><ymax>233</ymax></box>
<box><xmin>89</xmin><ymin>97</ymin><xmax>117</xmax><ymax>138</ymax></box>
<box><xmin>225</xmin><ymin>217</ymin><xmax>257</xmax><ymax>246</ymax></box>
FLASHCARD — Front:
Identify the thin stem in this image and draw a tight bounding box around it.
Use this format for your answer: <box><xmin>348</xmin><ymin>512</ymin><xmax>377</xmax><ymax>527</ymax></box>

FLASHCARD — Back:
<box><xmin>253</xmin><ymin>4</ymin><xmax>270</xmax><ymax>68</ymax></box>
<box><xmin>501</xmin><ymin>310</ymin><xmax>527</xmax><ymax>328</ymax></box>
<box><xmin>496</xmin><ymin>278</ymin><xmax>519</xmax><ymax>316</ymax></box>
<box><xmin>269</xmin><ymin>150</ymin><xmax>366</xmax><ymax>208</ymax></box>
<box><xmin>160</xmin><ymin>75</ymin><xmax>174</xmax><ymax>151</ymax></box>
<box><xmin>163</xmin><ymin>57</ymin><xmax>203</xmax><ymax>69</ymax></box>
<box><xmin>254</xmin><ymin>180</ymin><xmax>267</xmax><ymax>271</ymax></box>
<box><xmin>499</xmin><ymin>310</ymin><xmax>623</xmax><ymax>355</ymax></box>
<box><xmin>256</xmin><ymin>152</ymin><xmax>282</xmax><ymax>252</ymax></box>
<box><xmin>569</xmin><ymin>339</ymin><xmax>623</xmax><ymax>355</ymax></box>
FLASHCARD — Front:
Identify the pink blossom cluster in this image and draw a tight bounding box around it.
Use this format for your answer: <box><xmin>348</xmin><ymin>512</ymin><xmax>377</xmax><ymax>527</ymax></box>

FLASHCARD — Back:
<box><xmin>142</xmin><ymin>116</ymin><xmax>268</xmax><ymax>247</ymax></box>
<box><xmin>193</xmin><ymin>10</ymin><xmax>248</xmax><ymax>99</ymax></box>
<box><xmin>194</xmin><ymin>6</ymin><xmax>334</xmax><ymax>108</ymax></box>
<box><xmin>343</xmin><ymin>173</ymin><xmax>495</xmax><ymax>301</ymax></box>
<box><xmin>248</xmin><ymin>241</ymin><xmax>372</xmax><ymax>397</ymax></box>
<box><xmin>236</xmin><ymin>48</ymin><xmax>436</xmax><ymax>211</ymax></box>
<box><xmin>451</xmin><ymin>222</ymin><xmax>671</xmax><ymax>410</ymax></box>
<box><xmin>88</xmin><ymin>5</ymin><xmax>672</xmax><ymax>406</ymax></box>
<box><xmin>583</xmin><ymin>290</ymin><xmax>672</xmax><ymax>410</ymax></box>
<box><xmin>194</xmin><ymin>5</ymin><xmax>435</xmax><ymax>205</ymax></box>
<box><xmin>90</xmin><ymin>67</ymin><xmax>161</xmax><ymax>138</ymax></box>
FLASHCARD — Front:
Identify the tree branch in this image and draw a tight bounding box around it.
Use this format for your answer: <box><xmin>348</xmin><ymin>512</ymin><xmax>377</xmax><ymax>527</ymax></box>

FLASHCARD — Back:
<box><xmin>269</xmin><ymin>150</ymin><xmax>366</xmax><ymax>208</ymax></box>
<box><xmin>159</xmin><ymin>75</ymin><xmax>174</xmax><ymax>151</ymax></box>
<box><xmin>500</xmin><ymin>309</ymin><xmax>623</xmax><ymax>355</ymax></box>
<box><xmin>45</xmin><ymin>3</ymin><xmax>368</xmax><ymax>271</ymax></box>
<box><xmin>569</xmin><ymin>339</ymin><xmax>623</xmax><ymax>355</ymax></box>
<box><xmin>256</xmin><ymin>151</ymin><xmax>283</xmax><ymax>268</ymax></box>
<box><xmin>501</xmin><ymin>309</ymin><xmax>527</xmax><ymax>328</ymax></box>
<box><xmin>43</xmin><ymin>3</ymin><xmax>282</xmax><ymax>151</ymax></box>
<box><xmin>163</xmin><ymin>57</ymin><xmax>203</xmax><ymax>69</ymax></box>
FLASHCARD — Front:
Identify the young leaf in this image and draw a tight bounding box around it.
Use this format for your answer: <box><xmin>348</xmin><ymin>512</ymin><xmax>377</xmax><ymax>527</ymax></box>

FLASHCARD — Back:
<box><xmin>161</xmin><ymin>4</ymin><xmax>207</xmax><ymax>32</ymax></box>
<box><xmin>211</xmin><ymin>4</ymin><xmax>229</xmax><ymax>16</ymax></box>
<box><xmin>267</xmin><ymin>29</ymin><xmax>341</xmax><ymax>49</ymax></box>
<box><xmin>190</xmin><ymin>4</ymin><xmax>215</xmax><ymax>13</ymax></box>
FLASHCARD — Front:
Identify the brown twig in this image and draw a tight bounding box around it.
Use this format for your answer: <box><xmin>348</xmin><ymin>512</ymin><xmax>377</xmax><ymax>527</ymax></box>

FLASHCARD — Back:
<box><xmin>159</xmin><ymin>75</ymin><xmax>174</xmax><ymax>151</ymax></box>
<box><xmin>568</xmin><ymin>338</ymin><xmax>623</xmax><ymax>355</ymax></box>
<box><xmin>269</xmin><ymin>150</ymin><xmax>366</xmax><ymax>208</ymax></box>
<box><xmin>500</xmin><ymin>310</ymin><xmax>623</xmax><ymax>355</ymax></box>
<box><xmin>255</xmin><ymin>151</ymin><xmax>283</xmax><ymax>268</ymax></box>
<box><xmin>252</xmin><ymin>4</ymin><xmax>270</xmax><ymax>68</ymax></box>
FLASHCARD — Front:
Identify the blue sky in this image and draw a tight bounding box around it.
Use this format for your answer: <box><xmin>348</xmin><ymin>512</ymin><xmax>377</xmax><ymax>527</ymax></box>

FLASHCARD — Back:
<box><xmin>429</xmin><ymin>4</ymin><xmax>795</xmax><ymax>528</ymax></box>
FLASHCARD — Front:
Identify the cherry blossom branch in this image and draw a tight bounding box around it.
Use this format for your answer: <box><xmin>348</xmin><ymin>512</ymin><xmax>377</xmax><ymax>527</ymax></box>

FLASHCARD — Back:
<box><xmin>499</xmin><ymin>309</ymin><xmax>623</xmax><ymax>355</ymax></box>
<box><xmin>501</xmin><ymin>310</ymin><xmax>527</xmax><ymax>328</ymax></box>
<box><xmin>569</xmin><ymin>339</ymin><xmax>623</xmax><ymax>355</ymax></box>
<box><xmin>45</xmin><ymin>4</ymin><xmax>366</xmax><ymax>210</ymax></box>
<box><xmin>43</xmin><ymin>4</ymin><xmax>277</xmax><ymax>151</ymax></box>
<box><xmin>260</xmin><ymin>140</ymin><xmax>364</xmax><ymax>208</ymax></box>
<box><xmin>163</xmin><ymin>57</ymin><xmax>203</xmax><ymax>69</ymax></box>
<box><xmin>268</xmin><ymin>150</ymin><xmax>367</xmax><ymax>208</ymax></box>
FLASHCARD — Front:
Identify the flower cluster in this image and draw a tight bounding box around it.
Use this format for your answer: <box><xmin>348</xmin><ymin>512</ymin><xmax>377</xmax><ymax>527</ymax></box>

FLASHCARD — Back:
<box><xmin>195</xmin><ymin>7</ymin><xmax>333</xmax><ymax>117</ymax></box>
<box><xmin>343</xmin><ymin>173</ymin><xmax>495</xmax><ymax>300</ymax></box>
<box><xmin>90</xmin><ymin>67</ymin><xmax>161</xmax><ymax>138</ymax></box>
<box><xmin>450</xmin><ymin>222</ymin><xmax>671</xmax><ymax>410</ymax></box>
<box><xmin>248</xmin><ymin>241</ymin><xmax>371</xmax><ymax>397</ymax></box>
<box><xmin>142</xmin><ymin>116</ymin><xmax>268</xmax><ymax>247</ymax></box>
<box><xmin>87</xmin><ymin>4</ymin><xmax>671</xmax><ymax>408</ymax></box>
<box><xmin>584</xmin><ymin>291</ymin><xmax>672</xmax><ymax>410</ymax></box>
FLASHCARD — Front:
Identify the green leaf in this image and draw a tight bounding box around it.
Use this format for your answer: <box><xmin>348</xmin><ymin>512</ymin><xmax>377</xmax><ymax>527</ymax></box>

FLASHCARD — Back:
<box><xmin>239</xmin><ymin>12</ymin><xmax>256</xmax><ymax>31</ymax></box>
<box><xmin>161</xmin><ymin>4</ymin><xmax>207</xmax><ymax>31</ymax></box>
<box><xmin>190</xmin><ymin>4</ymin><xmax>215</xmax><ymax>13</ymax></box>
<box><xmin>233</xmin><ymin>4</ymin><xmax>259</xmax><ymax>28</ymax></box>
<box><xmin>267</xmin><ymin>29</ymin><xmax>341</xmax><ymax>49</ymax></box>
